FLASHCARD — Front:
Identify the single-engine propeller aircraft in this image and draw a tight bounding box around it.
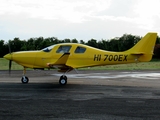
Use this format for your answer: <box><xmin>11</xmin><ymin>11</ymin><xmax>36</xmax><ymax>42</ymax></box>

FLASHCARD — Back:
<box><xmin>3</xmin><ymin>32</ymin><xmax>157</xmax><ymax>85</ymax></box>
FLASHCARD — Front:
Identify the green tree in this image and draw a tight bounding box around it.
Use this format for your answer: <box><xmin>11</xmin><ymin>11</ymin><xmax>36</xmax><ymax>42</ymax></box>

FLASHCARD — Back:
<box><xmin>80</xmin><ymin>40</ymin><xmax>85</xmax><ymax>44</ymax></box>
<box><xmin>27</xmin><ymin>38</ymin><xmax>36</xmax><ymax>50</ymax></box>
<box><xmin>118</xmin><ymin>34</ymin><xmax>140</xmax><ymax>51</ymax></box>
<box><xmin>34</xmin><ymin>37</ymin><xmax>44</xmax><ymax>50</ymax></box>
<box><xmin>108</xmin><ymin>38</ymin><xmax>119</xmax><ymax>51</ymax></box>
<box><xmin>87</xmin><ymin>39</ymin><xmax>98</xmax><ymax>48</ymax></box>
<box><xmin>97</xmin><ymin>40</ymin><xmax>108</xmax><ymax>50</ymax></box>
<box><xmin>64</xmin><ymin>38</ymin><xmax>71</xmax><ymax>43</ymax></box>
<box><xmin>71</xmin><ymin>39</ymin><xmax>78</xmax><ymax>43</ymax></box>
<box><xmin>0</xmin><ymin>40</ymin><xmax>8</xmax><ymax>57</ymax></box>
<box><xmin>8</xmin><ymin>38</ymin><xmax>24</xmax><ymax>52</ymax></box>
<box><xmin>156</xmin><ymin>36</ymin><xmax>160</xmax><ymax>44</ymax></box>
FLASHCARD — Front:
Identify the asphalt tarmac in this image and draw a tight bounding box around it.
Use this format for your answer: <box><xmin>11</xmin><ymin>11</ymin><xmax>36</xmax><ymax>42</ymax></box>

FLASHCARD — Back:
<box><xmin>1</xmin><ymin>70</ymin><xmax>160</xmax><ymax>120</ymax></box>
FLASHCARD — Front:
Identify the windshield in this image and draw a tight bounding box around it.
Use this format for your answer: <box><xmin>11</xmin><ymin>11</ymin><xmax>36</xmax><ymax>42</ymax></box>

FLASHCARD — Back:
<box><xmin>42</xmin><ymin>45</ymin><xmax>55</xmax><ymax>52</ymax></box>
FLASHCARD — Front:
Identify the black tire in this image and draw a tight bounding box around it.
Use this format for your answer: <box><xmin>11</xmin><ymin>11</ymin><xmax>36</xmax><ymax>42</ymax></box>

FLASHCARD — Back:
<box><xmin>59</xmin><ymin>76</ymin><xmax>67</xmax><ymax>85</ymax></box>
<box><xmin>60</xmin><ymin>75</ymin><xmax>67</xmax><ymax>80</ymax></box>
<box><xmin>21</xmin><ymin>76</ymin><xmax>29</xmax><ymax>84</ymax></box>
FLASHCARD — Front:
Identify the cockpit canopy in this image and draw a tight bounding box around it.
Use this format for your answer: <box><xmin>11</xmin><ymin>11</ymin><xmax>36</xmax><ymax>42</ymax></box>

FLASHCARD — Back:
<box><xmin>42</xmin><ymin>44</ymin><xmax>87</xmax><ymax>53</ymax></box>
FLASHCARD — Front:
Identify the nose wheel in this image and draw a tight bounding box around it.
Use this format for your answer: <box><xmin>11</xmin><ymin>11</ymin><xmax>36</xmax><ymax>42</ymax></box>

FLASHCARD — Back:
<box><xmin>21</xmin><ymin>76</ymin><xmax>29</xmax><ymax>84</ymax></box>
<box><xmin>59</xmin><ymin>75</ymin><xmax>67</xmax><ymax>85</ymax></box>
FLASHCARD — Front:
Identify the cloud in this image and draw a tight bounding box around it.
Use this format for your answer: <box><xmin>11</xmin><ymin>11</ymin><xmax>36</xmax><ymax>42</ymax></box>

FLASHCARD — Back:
<box><xmin>0</xmin><ymin>0</ymin><xmax>160</xmax><ymax>41</ymax></box>
<box><xmin>0</xmin><ymin>0</ymin><xmax>112</xmax><ymax>23</ymax></box>
<box><xmin>133</xmin><ymin>0</ymin><xmax>160</xmax><ymax>30</ymax></box>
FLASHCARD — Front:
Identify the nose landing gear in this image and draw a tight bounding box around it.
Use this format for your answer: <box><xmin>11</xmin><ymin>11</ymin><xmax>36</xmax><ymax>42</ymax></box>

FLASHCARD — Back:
<box><xmin>21</xmin><ymin>67</ymin><xmax>29</xmax><ymax>84</ymax></box>
<box><xmin>21</xmin><ymin>76</ymin><xmax>29</xmax><ymax>84</ymax></box>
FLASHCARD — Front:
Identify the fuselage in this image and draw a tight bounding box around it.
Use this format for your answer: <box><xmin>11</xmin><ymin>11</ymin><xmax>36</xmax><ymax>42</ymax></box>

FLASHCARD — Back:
<box><xmin>3</xmin><ymin>43</ymin><xmax>149</xmax><ymax>69</ymax></box>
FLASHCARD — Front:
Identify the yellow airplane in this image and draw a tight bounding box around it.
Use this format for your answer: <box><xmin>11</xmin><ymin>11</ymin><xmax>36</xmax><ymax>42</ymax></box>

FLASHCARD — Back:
<box><xmin>3</xmin><ymin>32</ymin><xmax>157</xmax><ymax>85</ymax></box>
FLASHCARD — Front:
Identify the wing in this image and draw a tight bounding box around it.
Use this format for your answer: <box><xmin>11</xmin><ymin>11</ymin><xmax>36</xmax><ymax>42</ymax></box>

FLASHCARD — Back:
<box><xmin>47</xmin><ymin>53</ymin><xmax>73</xmax><ymax>72</ymax></box>
<box><xmin>54</xmin><ymin>53</ymin><xmax>70</xmax><ymax>64</ymax></box>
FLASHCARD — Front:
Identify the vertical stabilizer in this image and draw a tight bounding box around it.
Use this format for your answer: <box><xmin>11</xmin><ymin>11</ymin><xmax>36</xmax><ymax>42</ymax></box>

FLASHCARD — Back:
<box><xmin>127</xmin><ymin>32</ymin><xmax>157</xmax><ymax>61</ymax></box>
<box><xmin>127</xmin><ymin>33</ymin><xmax>157</xmax><ymax>54</ymax></box>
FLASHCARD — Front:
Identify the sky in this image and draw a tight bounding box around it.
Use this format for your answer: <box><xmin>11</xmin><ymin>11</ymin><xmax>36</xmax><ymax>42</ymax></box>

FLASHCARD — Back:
<box><xmin>0</xmin><ymin>0</ymin><xmax>160</xmax><ymax>41</ymax></box>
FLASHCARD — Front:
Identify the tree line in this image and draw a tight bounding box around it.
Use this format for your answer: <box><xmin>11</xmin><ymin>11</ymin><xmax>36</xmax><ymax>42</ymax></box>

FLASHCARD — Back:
<box><xmin>1</xmin><ymin>34</ymin><xmax>160</xmax><ymax>58</ymax></box>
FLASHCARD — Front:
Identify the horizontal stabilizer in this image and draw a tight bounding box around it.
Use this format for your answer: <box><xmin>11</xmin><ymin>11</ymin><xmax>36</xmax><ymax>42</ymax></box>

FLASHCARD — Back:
<box><xmin>130</xmin><ymin>52</ymin><xmax>145</xmax><ymax>55</ymax></box>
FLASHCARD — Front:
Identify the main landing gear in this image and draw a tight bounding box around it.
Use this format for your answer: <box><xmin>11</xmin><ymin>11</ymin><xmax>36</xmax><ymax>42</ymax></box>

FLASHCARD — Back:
<box><xmin>59</xmin><ymin>75</ymin><xmax>67</xmax><ymax>85</ymax></box>
<box><xmin>58</xmin><ymin>68</ymin><xmax>72</xmax><ymax>85</ymax></box>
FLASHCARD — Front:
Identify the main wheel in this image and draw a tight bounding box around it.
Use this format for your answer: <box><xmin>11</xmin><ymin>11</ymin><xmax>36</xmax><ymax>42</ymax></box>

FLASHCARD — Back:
<box><xmin>21</xmin><ymin>76</ymin><xmax>29</xmax><ymax>84</ymax></box>
<box><xmin>59</xmin><ymin>75</ymin><xmax>67</xmax><ymax>85</ymax></box>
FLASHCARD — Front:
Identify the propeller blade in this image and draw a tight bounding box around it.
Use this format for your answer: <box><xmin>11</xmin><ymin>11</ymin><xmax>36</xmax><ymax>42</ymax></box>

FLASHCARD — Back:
<box><xmin>8</xmin><ymin>41</ymin><xmax>12</xmax><ymax>74</ymax></box>
<box><xmin>8</xmin><ymin>41</ymin><xmax>11</xmax><ymax>54</ymax></box>
<box><xmin>9</xmin><ymin>60</ymin><xmax>12</xmax><ymax>74</ymax></box>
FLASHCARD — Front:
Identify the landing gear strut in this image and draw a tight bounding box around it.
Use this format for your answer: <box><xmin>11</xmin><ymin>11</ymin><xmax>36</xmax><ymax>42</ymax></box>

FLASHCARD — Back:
<box><xmin>21</xmin><ymin>67</ymin><xmax>29</xmax><ymax>84</ymax></box>
<box><xmin>59</xmin><ymin>75</ymin><xmax>67</xmax><ymax>85</ymax></box>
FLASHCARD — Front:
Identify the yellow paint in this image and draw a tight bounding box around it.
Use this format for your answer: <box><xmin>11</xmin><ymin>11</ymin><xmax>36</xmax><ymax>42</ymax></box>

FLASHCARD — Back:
<box><xmin>3</xmin><ymin>32</ymin><xmax>157</xmax><ymax>72</ymax></box>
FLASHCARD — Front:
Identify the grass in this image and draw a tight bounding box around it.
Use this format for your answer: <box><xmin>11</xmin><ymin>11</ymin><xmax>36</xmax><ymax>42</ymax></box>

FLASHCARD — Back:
<box><xmin>0</xmin><ymin>58</ymin><xmax>23</xmax><ymax>70</ymax></box>
<box><xmin>1</xmin><ymin>58</ymin><xmax>160</xmax><ymax>70</ymax></box>
<box><xmin>81</xmin><ymin>62</ymin><xmax>160</xmax><ymax>70</ymax></box>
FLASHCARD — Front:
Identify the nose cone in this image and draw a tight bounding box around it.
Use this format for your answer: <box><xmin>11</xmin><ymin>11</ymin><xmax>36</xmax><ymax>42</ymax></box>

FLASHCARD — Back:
<box><xmin>3</xmin><ymin>54</ymin><xmax>12</xmax><ymax>60</ymax></box>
